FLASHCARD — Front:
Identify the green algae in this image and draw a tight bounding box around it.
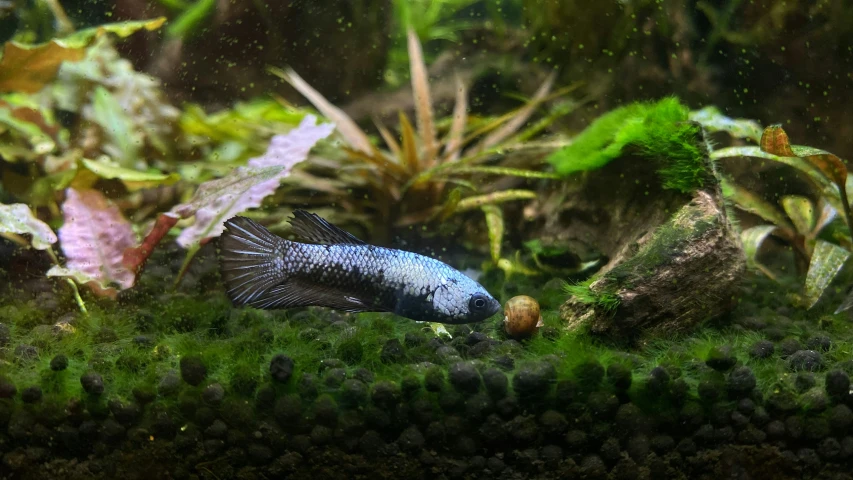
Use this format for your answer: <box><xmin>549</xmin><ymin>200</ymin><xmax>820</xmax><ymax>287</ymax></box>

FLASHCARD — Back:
<box><xmin>0</xmin><ymin>267</ymin><xmax>851</xmax><ymax>423</ymax></box>
<box><xmin>547</xmin><ymin>97</ymin><xmax>709</xmax><ymax>194</ymax></box>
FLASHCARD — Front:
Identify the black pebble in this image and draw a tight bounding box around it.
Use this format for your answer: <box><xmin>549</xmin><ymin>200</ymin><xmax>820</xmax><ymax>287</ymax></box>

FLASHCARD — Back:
<box><xmin>482</xmin><ymin>368</ymin><xmax>508</xmax><ymax>399</ymax></box>
<box><xmin>749</xmin><ymin>340</ymin><xmax>775</xmax><ymax>359</ymax></box>
<box><xmin>50</xmin><ymin>354</ymin><xmax>68</xmax><ymax>371</ymax></box>
<box><xmin>352</xmin><ymin>367</ymin><xmax>374</xmax><ymax>384</ymax></box>
<box><xmin>340</xmin><ymin>379</ymin><xmax>368</xmax><ymax>407</ymax></box>
<box><xmin>0</xmin><ymin>382</ymin><xmax>19</xmax><ymax>400</ymax></box>
<box><xmin>424</xmin><ymin>367</ymin><xmax>445</xmax><ymax>392</ymax></box>
<box><xmin>0</xmin><ymin>323</ymin><xmax>10</xmax><ymax>347</ymax></box>
<box><xmin>158</xmin><ymin>371</ymin><xmax>181</xmax><ymax>397</ymax></box>
<box><xmin>794</xmin><ymin>372</ymin><xmax>816</xmax><ymax>392</ymax></box>
<box><xmin>778</xmin><ymin>338</ymin><xmax>803</xmax><ymax>358</ymax></box>
<box><xmin>829</xmin><ymin>405</ymin><xmax>853</xmax><ymax>432</ymax></box>
<box><xmin>574</xmin><ymin>360</ymin><xmax>605</xmax><ymax>387</ymax></box>
<box><xmin>180</xmin><ymin>356</ymin><xmax>207</xmax><ymax>386</ymax></box>
<box><xmin>380</xmin><ymin>339</ymin><xmax>406</xmax><ymax>363</ymax></box>
<box><xmin>371</xmin><ymin>381</ymin><xmax>401</xmax><ymax>409</ymax></box>
<box><xmin>397</xmin><ymin>425</ymin><xmax>425</xmax><ymax>451</ymax></box>
<box><xmin>466</xmin><ymin>332</ymin><xmax>489</xmax><ymax>345</ymax></box>
<box><xmin>80</xmin><ymin>372</ymin><xmax>104</xmax><ymax>395</ymax></box>
<box><xmin>493</xmin><ymin>355</ymin><xmax>515</xmax><ymax>371</ymax></box>
<box><xmin>202</xmin><ymin>383</ymin><xmax>225</xmax><ymax>405</ymax></box>
<box><xmin>21</xmin><ymin>386</ymin><xmax>42</xmax><ymax>404</ymax></box>
<box><xmin>404</xmin><ymin>332</ymin><xmax>425</xmax><ymax>347</ymax></box>
<box><xmin>726</xmin><ymin>366</ymin><xmax>756</xmax><ymax>396</ymax></box>
<box><xmin>539</xmin><ymin>410</ymin><xmax>569</xmax><ymax>437</ymax></box>
<box><xmin>788</xmin><ymin>350</ymin><xmax>823</xmax><ymax>372</ymax></box>
<box><xmin>323</xmin><ymin>368</ymin><xmax>347</xmax><ymax>388</ymax></box>
<box><xmin>807</xmin><ymin>335</ymin><xmax>832</xmax><ymax>352</ymax></box>
<box><xmin>269</xmin><ymin>354</ymin><xmax>294</xmax><ymax>383</ymax></box>
<box><xmin>706</xmin><ymin>345</ymin><xmax>736</xmax><ymax>371</ymax></box>
<box><xmin>606</xmin><ymin>363</ymin><xmax>632</xmax><ymax>391</ymax></box>
<box><xmin>826</xmin><ymin>370</ymin><xmax>850</xmax><ymax>398</ymax></box>
<box><xmin>512</xmin><ymin>361</ymin><xmax>556</xmax><ymax>397</ymax></box>
<box><xmin>448</xmin><ymin>362</ymin><xmax>481</xmax><ymax>394</ymax></box>
<box><xmin>646</xmin><ymin>366</ymin><xmax>670</xmax><ymax>393</ymax></box>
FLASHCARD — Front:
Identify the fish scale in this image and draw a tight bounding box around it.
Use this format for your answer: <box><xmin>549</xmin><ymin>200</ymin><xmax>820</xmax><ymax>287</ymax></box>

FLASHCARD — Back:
<box><xmin>218</xmin><ymin>210</ymin><xmax>502</xmax><ymax>324</ymax></box>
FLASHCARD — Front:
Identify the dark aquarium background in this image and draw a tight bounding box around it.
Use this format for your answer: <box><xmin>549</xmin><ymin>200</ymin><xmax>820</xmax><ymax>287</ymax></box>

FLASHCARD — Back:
<box><xmin>1</xmin><ymin>1</ymin><xmax>853</xmax><ymax>479</ymax></box>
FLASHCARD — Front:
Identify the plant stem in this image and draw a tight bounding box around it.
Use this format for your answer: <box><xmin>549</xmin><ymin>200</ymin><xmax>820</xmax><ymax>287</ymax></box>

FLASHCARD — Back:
<box><xmin>173</xmin><ymin>244</ymin><xmax>200</xmax><ymax>290</ymax></box>
<box><xmin>43</xmin><ymin>0</ymin><xmax>74</xmax><ymax>35</ymax></box>
<box><xmin>45</xmin><ymin>248</ymin><xmax>88</xmax><ymax>315</ymax></box>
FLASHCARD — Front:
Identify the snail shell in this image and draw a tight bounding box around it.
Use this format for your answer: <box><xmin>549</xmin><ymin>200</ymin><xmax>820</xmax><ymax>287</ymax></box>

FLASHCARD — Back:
<box><xmin>503</xmin><ymin>295</ymin><xmax>543</xmax><ymax>339</ymax></box>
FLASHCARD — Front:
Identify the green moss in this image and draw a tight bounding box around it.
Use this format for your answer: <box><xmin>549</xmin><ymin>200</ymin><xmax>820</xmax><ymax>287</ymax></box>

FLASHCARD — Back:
<box><xmin>563</xmin><ymin>277</ymin><xmax>620</xmax><ymax>312</ymax></box>
<box><xmin>547</xmin><ymin>97</ymin><xmax>708</xmax><ymax>194</ymax></box>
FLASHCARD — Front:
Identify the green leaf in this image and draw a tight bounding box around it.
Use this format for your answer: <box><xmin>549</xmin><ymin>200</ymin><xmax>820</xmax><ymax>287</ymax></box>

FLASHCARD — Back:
<box><xmin>780</xmin><ymin>196</ymin><xmax>815</xmax><ymax>236</ymax></box>
<box><xmin>59</xmin><ymin>18</ymin><xmax>168</xmax><ymax>49</ymax></box>
<box><xmin>482</xmin><ymin>205</ymin><xmax>503</xmax><ymax>263</ymax></box>
<box><xmin>436</xmin><ymin>165</ymin><xmax>562</xmax><ymax>180</ymax></box>
<box><xmin>803</xmin><ymin>240</ymin><xmax>850</xmax><ymax>309</ymax></box>
<box><xmin>740</xmin><ymin>225</ymin><xmax>778</xmax><ymax>270</ymax></box>
<box><xmin>80</xmin><ymin>158</ymin><xmax>179</xmax><ymax>191</ymax></box>
<box><xmin>456</xmin><ymin>189</ymin><xmax>538</xmax><ymax>212</ymax></box>
<box><xmin>689</xmin><ymin>106</ymin><xmax>763</xmax><ymax>143</ymax></box>
<box><xmin>0</xmin><ymin>203</ymin><xmax>57</xmax><ymax>249</ymax></box>
<box><xmin>722</xmin><ymin>177</ymin><xmax>794</xmax><ymax>231</ymax></box>
<box><xmin>0</xmin><ymin>17</ymin><xmax>166</xmax><ymax>93</ymax></box>
<box><xmin>91</xmin><ymin>86</ymin><xmax>141</xmax><ymax>167</ymax></box>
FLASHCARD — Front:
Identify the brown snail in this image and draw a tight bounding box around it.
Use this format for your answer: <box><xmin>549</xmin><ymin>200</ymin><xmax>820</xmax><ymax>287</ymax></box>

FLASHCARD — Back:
<box><xmin>503</xmin><ymin>295</ymin><xmax>543</xmax><ymax>339</ymax></box>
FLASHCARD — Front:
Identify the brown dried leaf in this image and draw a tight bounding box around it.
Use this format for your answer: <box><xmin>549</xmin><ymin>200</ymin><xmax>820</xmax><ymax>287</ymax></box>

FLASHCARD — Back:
<box><xmin>0</xmin><ymin>41</ymin><xmax>85</xmax><ymax>94</ymax></box>
<box><xmin>270</xmin><ymin>66</ymin><xmax>376</xmax><ymax>155</ymax></box>
<box><xmin>443</xmin><ymin>74</ymin><xmax>468</xmax><ymax>162</ymax></box>
<box><xmin>407</xmin><ymin>28</ymin><xmax>437</xmax><ymax>168</ymax></box>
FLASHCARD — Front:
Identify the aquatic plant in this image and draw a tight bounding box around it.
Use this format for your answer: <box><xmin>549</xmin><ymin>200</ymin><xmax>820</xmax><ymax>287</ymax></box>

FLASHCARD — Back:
<box><xmin>710</xmin><ymin>124</ymin><xmax>853</xmax><ymax>311</ymax></box>
<box><xmin>271</xmin><ymin>28</ymin><xmax>571</xmax><ymax>263</ymax></box>
<box><xmin>546</xmin><ymin>97</ymin><xmax>711</xmax><ymax>194</ymax></box>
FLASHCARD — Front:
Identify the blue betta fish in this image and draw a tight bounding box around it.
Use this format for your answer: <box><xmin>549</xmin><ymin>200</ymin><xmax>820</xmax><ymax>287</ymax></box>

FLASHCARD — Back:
<box><xmin>218</xmin><ymin>210</ymin><xmax>501</xmax><ymax>324</ymax></box>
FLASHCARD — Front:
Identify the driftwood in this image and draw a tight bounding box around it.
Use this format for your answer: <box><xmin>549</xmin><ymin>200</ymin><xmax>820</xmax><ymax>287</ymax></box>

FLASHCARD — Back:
<box><xmin>534</xmin><ymin>127</ymin><xmax>744</xmax><ymax>340</ymax></box>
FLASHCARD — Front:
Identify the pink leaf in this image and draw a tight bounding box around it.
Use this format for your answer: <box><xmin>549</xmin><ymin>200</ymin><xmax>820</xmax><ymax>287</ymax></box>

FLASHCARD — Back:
<box><xmin>171</xmin><ymin>114</ymin><xmax>334</xmax><ymax>247</ymax></box>
<box><xmin>48</xmin><ymin>188</ymin><xmax>137</xmax><ymax>293</ymax></box>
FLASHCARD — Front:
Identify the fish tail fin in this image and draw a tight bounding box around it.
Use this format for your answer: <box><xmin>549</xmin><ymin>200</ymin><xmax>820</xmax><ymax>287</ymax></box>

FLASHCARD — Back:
<box><xmin>219</xmin><ymin>216</ymin><xmax>289</xmax><ymax>306</ymax></box>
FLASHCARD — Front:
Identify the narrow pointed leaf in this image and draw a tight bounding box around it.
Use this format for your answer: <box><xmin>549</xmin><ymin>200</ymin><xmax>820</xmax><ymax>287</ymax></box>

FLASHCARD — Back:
<box><xmin>471</xmin><ymin>72</ymin><xmax>555</xmax><ymax>154</ymax></box>
<box><xmin>781</xmin><ymin>196</ymin><xmax>815</xmax><ymax>235</ymax></box>
<box><xmin>456</xmin><ymin>190</ymin><xmax>538</xmax><ymax>212</ymax></box>
<box><xmin>803</xmin><ymin>240</ymin><xmax>850</xmax><ymax>309</ymax></box>
<box><xmin>373</xmin><ymin>117</ymin><xmax>402</xmax><ymax>161</ymax></box>
<box><xmin>269</xmin><ymin>66</ymin><xmax>375</xmax><ymax>155</ymax></box>
<box><xmin>407</xmin><ymin>28</ymin><xmax>438</xmax><ymax>167</ymax></box>
<box><xmin>444</xmin><ymin>74</ymin><xmax>468</xmax><ymax>162</ymax></box>
<box><xmin>0</xmin><ymin>203</ymin><xmax>57</xmax><ymax>249</ymax></box>
<box><xmin>482</xmin><ymin>205</ymin><xmax>504</xmax><ymax>263</ymax></box>
<box><xmin>437</xmin><ymin>165</ymin><xmax>562</xmax><ymax>180</ymax></box>
<box><xmin>398</xmin><ymin>112</ymin><xmax>420</xmax><ymax>173</ymax></box>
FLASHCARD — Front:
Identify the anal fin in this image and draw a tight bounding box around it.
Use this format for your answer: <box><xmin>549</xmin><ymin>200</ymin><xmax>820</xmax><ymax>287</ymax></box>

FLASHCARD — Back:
<box><xmin>246</xmin><ymin>278</ymin><xmax>386</xmax><ymax>313</ymax></box>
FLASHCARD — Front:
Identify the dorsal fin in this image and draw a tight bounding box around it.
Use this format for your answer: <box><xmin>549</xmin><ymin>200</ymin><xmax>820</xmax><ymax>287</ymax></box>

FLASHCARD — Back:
<box><xmin>288</xmin><ymin>210</ymin><xmax>366</xmax><ymax>245</ymax></box>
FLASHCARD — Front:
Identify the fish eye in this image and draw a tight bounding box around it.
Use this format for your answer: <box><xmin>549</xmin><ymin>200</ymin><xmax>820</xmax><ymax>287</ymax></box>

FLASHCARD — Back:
<box><xmin>470</xmin><ymin>294</ymin><xmax>488</xmax><ymax>311</ymax></box>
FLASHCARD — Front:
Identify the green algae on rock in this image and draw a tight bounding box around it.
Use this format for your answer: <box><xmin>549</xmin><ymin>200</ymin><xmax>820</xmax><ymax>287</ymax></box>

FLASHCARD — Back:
<box><xmin>551</xmin><ymin>99</ymin><xmax>744</xmax><ymax>340</ymax></box>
